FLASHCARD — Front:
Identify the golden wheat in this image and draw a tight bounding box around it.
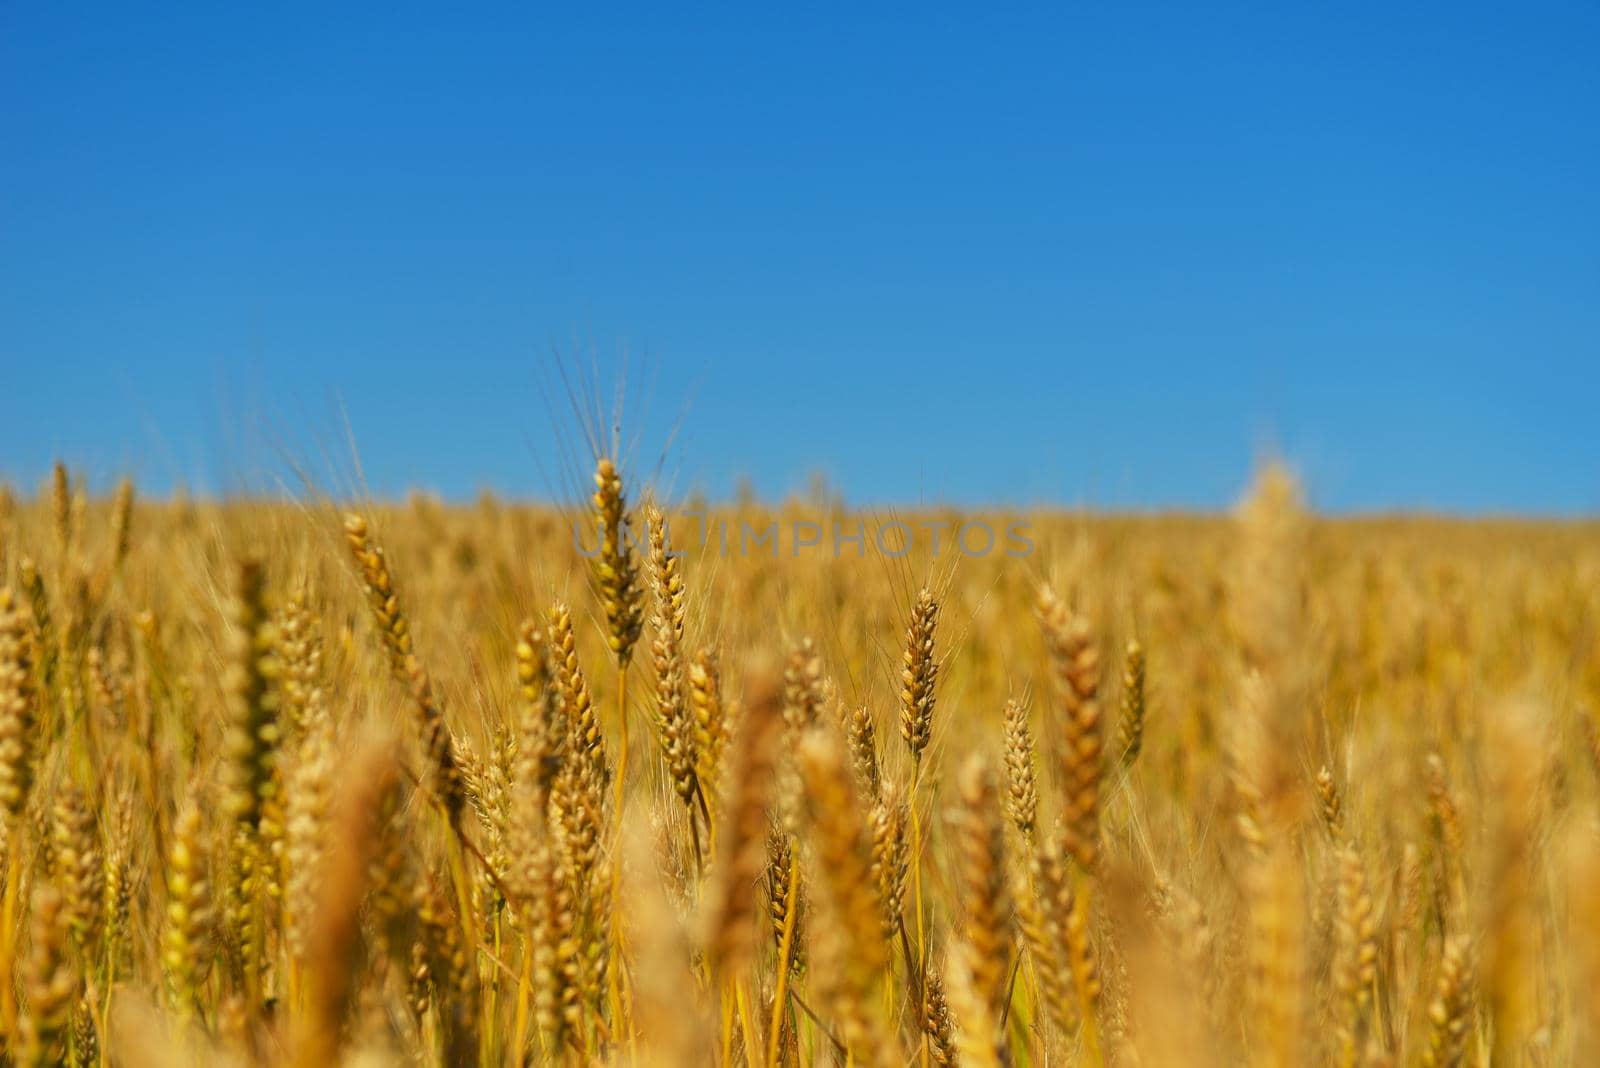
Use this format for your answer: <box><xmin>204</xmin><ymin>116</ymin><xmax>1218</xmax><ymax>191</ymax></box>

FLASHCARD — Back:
<box><xmin>0</xmin><ymin>459</ymin><xmax>1588</xmax><ymax>1066</ymax></box>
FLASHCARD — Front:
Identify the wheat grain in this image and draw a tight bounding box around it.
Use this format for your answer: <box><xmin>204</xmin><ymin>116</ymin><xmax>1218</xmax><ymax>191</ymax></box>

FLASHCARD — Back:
<box><xmin>900</xmin><ymin>587</ymin><xmax>940</xmax><ymax>763</ymax></box>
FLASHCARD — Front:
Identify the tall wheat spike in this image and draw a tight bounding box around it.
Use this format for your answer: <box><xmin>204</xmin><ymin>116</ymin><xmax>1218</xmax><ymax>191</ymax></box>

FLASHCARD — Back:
<box><xmin>0</xmin><ymin>588</ymin><xmax>38</xmax><ymax>824</ymax></box>
<box><xmin>1117</xmin><ymin>638</ymin><xmax>1146</xmax><ymax>768</ymax></box>
<box><xmin>899</xmin><ymin>587</ymin><xmax>940</xmax><ymax>763</ymax></box>
<box><xmin>1038</xmin><ymin>584</ymin><xmax>1104</xmax><ymax>871</ymax></box>
<box><xmin>591</xmin><ymin>458</ymin><xmax>644</xmax><ymax>667</ymax></box>
<box><xmin>1002</xmin><ymin>697</ymin><xmax>1037</xmax><ymax>838</ymax></box>
<box><xmin>646</xmin><ymin>506</ymin><xmax>700</xmax><ymax>813</ymax></box>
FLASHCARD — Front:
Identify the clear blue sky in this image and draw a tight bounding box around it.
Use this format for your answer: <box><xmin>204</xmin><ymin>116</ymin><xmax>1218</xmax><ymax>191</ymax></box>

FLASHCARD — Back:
<box><xmin>3</xmin><ymin>3</ymin><xmax>1597</xmax><ymax>512</ymax></box>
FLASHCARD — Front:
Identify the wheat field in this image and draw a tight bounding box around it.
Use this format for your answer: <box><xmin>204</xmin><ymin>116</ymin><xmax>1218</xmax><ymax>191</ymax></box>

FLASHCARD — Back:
<box><xmin>0</xmin><ymin>459</ymin><xmax>1597</xmax><ymax>1067</ymax></box>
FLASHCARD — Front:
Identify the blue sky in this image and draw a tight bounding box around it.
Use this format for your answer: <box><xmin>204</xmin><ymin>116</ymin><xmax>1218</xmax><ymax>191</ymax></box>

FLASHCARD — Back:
<box><xmin>2</xmin><ymin>3</ymin><xmax>1596</xmax><ymax>512</ymax></box>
